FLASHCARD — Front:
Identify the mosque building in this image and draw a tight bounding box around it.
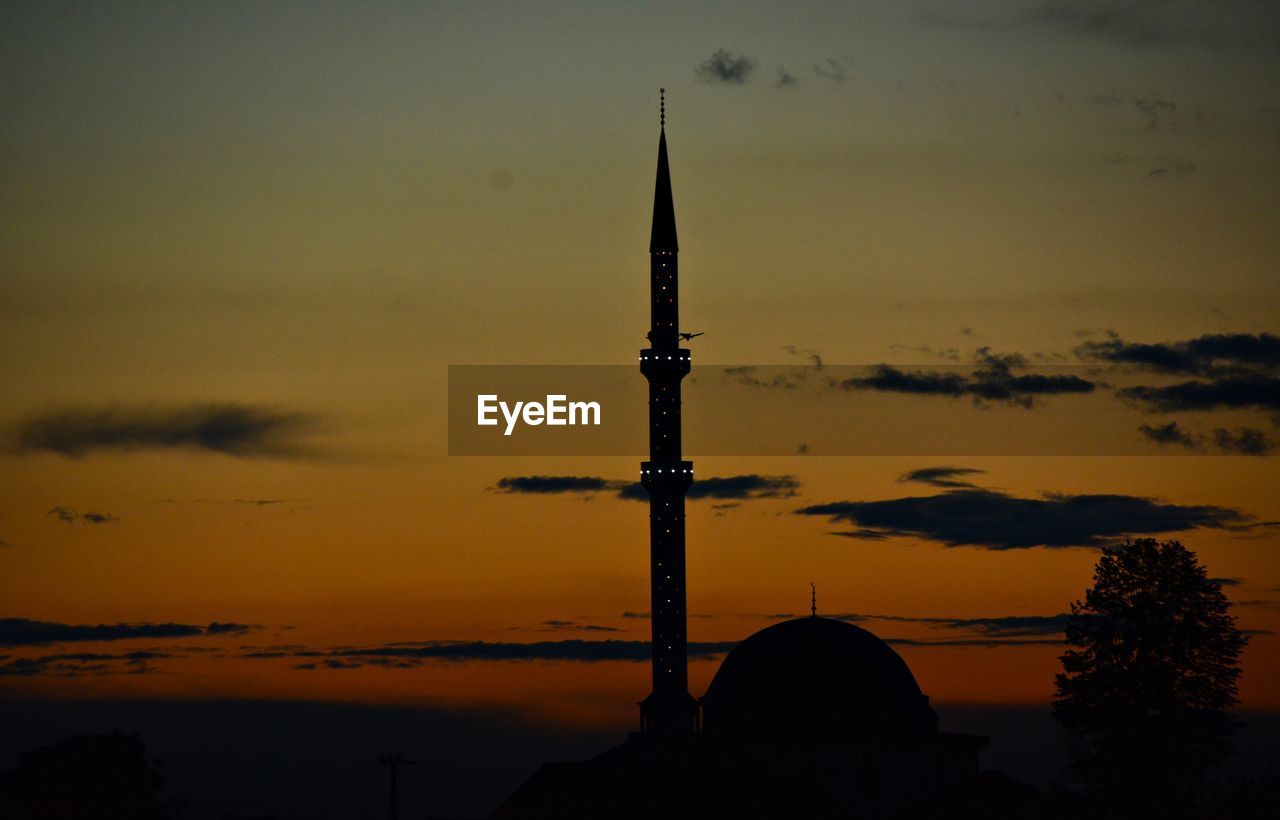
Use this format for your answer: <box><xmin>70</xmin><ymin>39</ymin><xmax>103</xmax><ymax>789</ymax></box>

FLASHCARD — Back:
<box><xmin>491</xmin><ymin>95</ymin><xmax>1045</xmax><ymax>820</ymax></box>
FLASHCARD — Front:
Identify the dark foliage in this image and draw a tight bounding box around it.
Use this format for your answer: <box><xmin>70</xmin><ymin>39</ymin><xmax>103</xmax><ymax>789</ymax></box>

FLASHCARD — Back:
<box><xmin>1053</xmin><ymin>539</ymin><xmax>1248</xmax><ymax>817</ymax></box>
<box><xmin>0</xmin><ymin>731</ymin><xmax>184</xmax><ymax>820</ymax></box>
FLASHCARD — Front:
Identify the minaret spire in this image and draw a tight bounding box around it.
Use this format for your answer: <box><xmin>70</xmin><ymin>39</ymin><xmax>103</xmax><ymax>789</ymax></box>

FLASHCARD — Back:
<box><xmin>649</xmin><ymin>93</ymin><xmax>678</xmax><ymax>257</ymax></box>
<box><xmin>638</xmin><ymin>94</ymin><xmax>699</xmax><ymax>736</ymax></box>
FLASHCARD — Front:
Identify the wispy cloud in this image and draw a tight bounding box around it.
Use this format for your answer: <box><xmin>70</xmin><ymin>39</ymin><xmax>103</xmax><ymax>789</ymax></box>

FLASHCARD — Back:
<box><xmin>494</xmin><ymin>474</ymin><xmax>799</xmax><ymax>502</ymax></box>
<box><xmin>1213</xmin><ymin>427</ymin><xmax>1275</xmax><ymax>456</ymax></box>
<box><xmin>242</xmin><ymin>628</ymin><xmax>1067</xmax><ymax>670</ymax></box>
<box><xmin>1077</xmin><ymin>332</ymin><xmax>1280</xmax><ymax>375</ymax></box>
<box><xmin>1138</xmin><ymin>421</ymin><xmax>1202</xmax><ymax>450</ymax></box>
<box><xmin>493</xmin><ymin>476</ymin><xmax>619</xmax><ymax>495</ymax></box>
<box><xmin>899</xmin><ymin>466</ymin><xmax>987</xmax><ymax>489</ymax></box>
<box><xmin>808</xmin><ymin>611</ymin><xmax>1070</xmax><ymax>638</ymax></box>
<box><xmin>1075</xmin><ymin>333</ymin><xmax>1280</xmax><ymax>417</ymax></box>
<box><xmin>0</xmin><ymin>618</ymin><xmax>259</xmax><ymax>647</ymax></box>
<box><xmin>839</xmin><ymin>349</ymin><xmax>1095</xmax><ymax>408</ymax></box>
<box><xmin>695</xmin><ymin>49</ymin><xmax>758</xmax><ymax>85</ymax></box>
<box><xmin>537</xmin><ymin>620</ymin><xmax>622</xmax><ymax>633</ymax></box>
<box><xmin>1120</xmin><ymin>376</ymin><xmax>1280</xmax><ymax>414</ymax></box>
<box><xmin>797</xmin><ymin>488</ymin><xmax>1246</xmax><ymax>549</ymax></box>
<box><xmin>812</xmin><ymin>56</ymin><xmax>851</xmax><ymax>82</ymax></box>
<box><xmin>10</xmin><ymin>403</ymin><xmax>321</xmax><ymax>458</ymax></box>
<box><xmin>0</xmin><ymin>650</ymin><xmax>172</xmax><ymax>677</ymax></box>
<box><xmin>1026</xmin><ymin>0</ymin><xmax>1280</xmax><ymax>50</ymax></box>
<box><xmin>47</xmin><ymin>506</ymin><xmax>118</xmax><ymax>525</ymax></box>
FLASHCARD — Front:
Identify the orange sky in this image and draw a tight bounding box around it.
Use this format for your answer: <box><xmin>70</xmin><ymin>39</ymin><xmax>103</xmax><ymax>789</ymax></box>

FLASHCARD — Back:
<box><xmin>2</xmin><ymin>2</ymin><xmax>1278</xmax><ymax>725</ymax></box>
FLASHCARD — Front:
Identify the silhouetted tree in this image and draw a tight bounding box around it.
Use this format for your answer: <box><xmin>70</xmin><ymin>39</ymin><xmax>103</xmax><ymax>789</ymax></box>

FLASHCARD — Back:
<box><xmin>1053</xmin><ymin>538</ymin><xmax>1248</xmax><ymax>818</ymax></box>
<box><xmin>0</xmin><ymin>730</ymin><xmax>184</xmax><ymax>820</ymax></box>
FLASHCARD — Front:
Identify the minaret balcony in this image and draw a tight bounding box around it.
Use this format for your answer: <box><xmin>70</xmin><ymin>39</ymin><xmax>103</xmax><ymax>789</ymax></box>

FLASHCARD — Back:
<box><xmin>640</xmin><ymin>460</ymin><xmax>694</xmax><ymax>491</ymax></box>
<box><xmin>639</xmin><ymin>349</ymin><xmax>691</xmax><ymax>379</ymax></box>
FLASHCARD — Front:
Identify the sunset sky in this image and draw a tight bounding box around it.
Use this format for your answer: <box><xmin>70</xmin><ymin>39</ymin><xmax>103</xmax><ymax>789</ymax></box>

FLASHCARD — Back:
<box><xmin>2</xmin><ymin>2</ymin><xmax>1279</xmax><ymax>813</ymax></box>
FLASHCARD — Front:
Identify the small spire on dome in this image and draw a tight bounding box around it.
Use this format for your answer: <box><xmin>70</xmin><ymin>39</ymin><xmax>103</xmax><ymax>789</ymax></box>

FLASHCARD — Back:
<box><xmin>810</xmin><ymin>582</ymin><xmax>817</xmax><ymax>617</ymax></box>
<box><xmin>660</xmin><ymin>88</ymin><xmax>665</xmax><ymax>127</ymax></box>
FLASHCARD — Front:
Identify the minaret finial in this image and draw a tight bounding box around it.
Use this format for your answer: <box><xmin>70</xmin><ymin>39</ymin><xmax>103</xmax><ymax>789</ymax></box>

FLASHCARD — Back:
<box><xmin>660</xmin><ymin>88</ymin><xmax>665</xmax><ymax>127</ymax></box>
<box><xmin>811</xmin><ymin>582</ymin><xmax>817</xmax><ymax>617</ymax></box>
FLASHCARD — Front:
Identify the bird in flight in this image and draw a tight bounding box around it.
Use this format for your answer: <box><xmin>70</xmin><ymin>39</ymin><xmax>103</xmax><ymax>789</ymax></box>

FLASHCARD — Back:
<box><xmin>679</xmin><ymin>332</ymin><xmax>704</xmax><ymax>341</ymax></box>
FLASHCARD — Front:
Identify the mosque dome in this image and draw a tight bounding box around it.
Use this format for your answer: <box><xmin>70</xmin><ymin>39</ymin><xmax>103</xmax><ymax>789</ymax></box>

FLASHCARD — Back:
<box><xmin>700</xmin><ymin>616</ymin><xmax>939</xmax><ymax>742</ymax></box>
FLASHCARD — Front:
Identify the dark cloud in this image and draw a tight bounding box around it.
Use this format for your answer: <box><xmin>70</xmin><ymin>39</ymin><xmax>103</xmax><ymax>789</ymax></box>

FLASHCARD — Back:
<box><xmin>1213</xmin><ymin>427</ymin><xmax>1275</xmax><ymax>455</ymax></box>
<box><xmin>886</xmin><ymin>636</ymin><xmax>1064</xmax><ymax>647</ymax></box>
<box><xmin>687</xmin><ymin>475</ymin><xmax>799</xmax><ymax>500</ymax></box>
<box><xmin>205</xmin><ymin>621</ymin><xmax>257</xmax><ymax>635</ymax></box>
<box><xmin>813</xmin><ymin>57</ymin><xmax>850</xmax><ymax>82</ymax></box>
<box><xmin>265</xmin><ymin>640</ymin><xmax>742</xmax><ymax>666</ymax></box>
<box><xmin>1119</xmin><ymin>375</ymin><xmax>1280</xmax><ymax>414</ymax></box>
<box><xmin>47</xmin><ymin>506</ymin><xmax>118</xmax><ymax>525</ymax></box>
<box><xmin>1148</xmin><ymin>156</ymin><xmax>1197</xmax><ymax>176</ymax></box>
<box><xmin>1133</xmin><ymin>96</ymin><xmax>1177</xmax><ymax>130</ymax></box>
<box><xmin>795</xmin><ymin>611</ymin><xmax>1069</xmax><ymax>638</ymax></box>
<box><xmin>924</xmin><ymin>614</ymin><xmax>1069</xmax><ymax>637</ymax></box>
<box><xmin>155</xmin><ymin>497</ymin><xmax>295</xmax><ymax>506</ymax></box>
<box><xmin>796</xmin><ymin>488</ymin><xmax>1246</xmax><ymax>549</ymax></box>
<box><xmin>0</xmin><ymin>618</ymin><xmax>258</xmax><ymax>647</ymax></box>
<box><xmin>0</xmin><ymin>538</ymin><xmax>14</xmax><ymax>549</ymax></box>
<box><xmin>616</xmin><ymin>611</ymin><xmax>713</xmax><ymax>620</ymax></box>
<box><xmin>775</xmin><ymin>66</ymin><xmax>798</xmax><ymax>87</ymax></box>
<box><xmin>1077</xmin><ymin>332</ymin><xmax>1280</xmax><ymax>375</ymax></box>
<box><xmin>606</xmin><ymin>483</ymin><xmax>649</xmax><ymax>501</ymax></box>
<box><xmin>1234</xmin><ymin>599</ymin><xmax>1280</xmax><ymax>611</ymax></box>
<box><xmin>890</xmin><ymin>343</ymin><xmax>962</xmax><ymax>362</ymax></box>
<box><xmin>495</xmin><ymin>474</ymin><xmax>799</xmax><ymax>502</ymax></box>
<box><xmin>539</xmin><ymin>620</ymin><xmax>621</xmax><ymax>634</ymax></box>
<box><xmin>1211</xmin><ymin>577</ymin><xmax>1244</xmax><ymax>587</ymax></box>
<box><xmin>723</xmin><ymin>365</ymin><xmax>801</xmax><ymax>389</ymax></box>
<box><xmin>694</xmin><ymin>48</ymin><xmax>757</xmax><ymax>85</ymax></box>
<box><xmin>1091</xmin><ymin>89</ymin><xmax>1122</xmax><ymax>107</ymax></box>
<box><xmin>899</xmin><ymin>466</ymin><xmax>987</xmax><ymax>489</ymax></box>
<box><xmin>250</xmin><ymin>627</ymin><xmax>1067</xmax><ymax>669</ymax></box>
<box><xmin>11</xmin><ymin>403</ymin><xmax>319</xmax><ymax>458</ymax></box>
<box><xmin>0</xmin><ymin>650</ymin><xmax>171</xmax><ymax>677</ymax></box>
<box><xmin>493</xmin><ymin>476</ymin><xmax>619</xmax><ymax>495</ymax></box>
<box><xmin>1026</xmin><ymin>0</ymin><xmax>1280</xmax><ymax>49</ymax></box>
<box><xmin>839</xmin><ymin>349</ymin><xmax>1095</xmax><ymax>408</ymax></box>
<box><xmin>839</xmin><ymin>365</ymin><xmax>967</xmax><ymax>396</ymax></box>
<box><xmin>783</xmin><ymin>345</ymin><xmax>824</xmax><ymax>369</ymax></box>
<box><xmin>1092</xmin><ymin>333</ymin><xmax>1280</xmax><ymax>449</ymax></box>
<box><xmin>1138</xmin><ymin>421</ymin><xmax>1202</xmax><ymax>449</ymax></box>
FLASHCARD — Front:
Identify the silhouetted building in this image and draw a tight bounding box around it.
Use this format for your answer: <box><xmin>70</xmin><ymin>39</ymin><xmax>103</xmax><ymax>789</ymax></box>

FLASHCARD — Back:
<box><xmin>494</xmin><ymin>615</ymin><xmax>989</xmax><ymax>819</ymax></box>
<box><xmin>637</xmin><ymin>90</ymin><xmax>699</xmax><ymax>737</ymax></box>
<box><xmin>492</xmin><ymin>98</ymin><xmax>1042</xmax><ymax>820</ymax></box>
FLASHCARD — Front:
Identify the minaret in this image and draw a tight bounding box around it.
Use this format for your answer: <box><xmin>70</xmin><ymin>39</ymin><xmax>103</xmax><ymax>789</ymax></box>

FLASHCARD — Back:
<box><xmin>638</xmin><ymin>90</ymin><xmax>700</xmax><ymax>736</ymax></box>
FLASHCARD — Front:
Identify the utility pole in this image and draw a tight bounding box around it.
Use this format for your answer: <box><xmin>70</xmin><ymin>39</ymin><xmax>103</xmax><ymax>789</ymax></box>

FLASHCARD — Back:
<box><xmin>375</xmin><ymin>752</ymin><xmax>420</xmax><ymax>820</ymax></box>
